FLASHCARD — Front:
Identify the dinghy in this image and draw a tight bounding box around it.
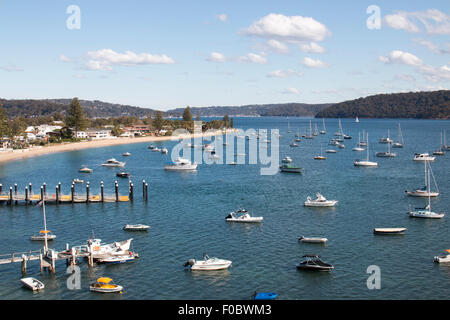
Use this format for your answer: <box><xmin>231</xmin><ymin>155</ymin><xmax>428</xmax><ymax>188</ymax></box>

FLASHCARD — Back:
<box><xmin>184</xmin><ymin>253</ymin><xmax>232</xmax><ymax>271</ymax></box>
<box><xmin>123</xmin><ymin>224</ymin><xmax>150</xmax><ymax>231</ymax></box>
<box><xmin>373</xmin><ymin>228</ymin><xmax>406</xmax><ymax>235</ymax></box>
<box><xmin>253</xmin><ymin>292</ymin><xmax>278</xmax><ymax>300</ymax></box>
<box><xmin>90</xmin><ymin>277</ymin><xmax>123</xmax><ymax>293</ymax></box>
<box><xmin>298</xmin><ymin>236</ymin><xmax>328</xmax><ymax>243</ymax></box>
<box><xmin>20</xmin><ymin>277</ymin><xmax>44</xmax><ymax>291</ymax></box>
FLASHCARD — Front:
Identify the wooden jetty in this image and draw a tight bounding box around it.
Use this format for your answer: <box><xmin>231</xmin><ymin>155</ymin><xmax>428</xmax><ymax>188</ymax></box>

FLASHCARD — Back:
<box><xmin>0</xmin><ymin>180</ymin><xmax>149</xmax><ymax>205</ymax></box>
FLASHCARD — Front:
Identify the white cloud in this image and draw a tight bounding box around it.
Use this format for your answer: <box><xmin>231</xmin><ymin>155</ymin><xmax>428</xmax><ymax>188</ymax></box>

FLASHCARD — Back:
<box><xmin>59</xmin><ymin>54</ymin><xmax>72</xmax><ymax>63</ymax></box>
<box><xmin>0</xmin><ymin>63</ymin><xmax>23</xmax><ymax>72</ymax></box>
<box><xmin>242</xmin><ymin>13</ymin><xmax>330</xmax><ymax>42</ymax></box>
<box><xmin>207</xmin><ymin>52</ymin><xmax>227</xmax><ymax>62</ymax></box>
<box><xmin>412</xmin><ymin>38</ymin><xmax>450</xmax><ymax>54</ymax></box>
<box><xmin>378</xmin><ymin>50</ymin><xmax>423</xmax><ymax>66</ymax></box>
<box><xmin>384</xmin><ymin>9</ymin><xmax>450</xmax><ymax>35</ymax></box>
<box><xmin>216</xmin><ymin>14</ymin><xmax>227</xmax><ymax>22</ymax></box>
<box><xmin>299</xmin><ymin>42</ymin><xmax>325</xmax><ymax>53</ymax></box>
<box><xmin>282</xmin><ymin>87</ymin><xmax>299</xmax><ymax>94</ymax></box>
<box><xmin>239</xmin><ymin>53</ymin><xmax>268</xmax><ymax>64</ymax></box>
<box><xmin>84</xmin><ymin>49</ymin><xmax>175</xmax><ymax>71</ymax></box>
<box><xmin>267</xmin><ymin>69</ymin><xmax>303</xmax><ymax>78</ymax></box>
<box><xmin>301</xmin><ymin>57</ymin><xmax>328</xmax><ymax>68</ymax></box>
<box><xmin>266</xmin><ymin>39</ymin><xmax>289</xmax><ymax>53</ymax></box>
<box><xmin>395</xmin><ymin>74</ymin><xmax>416</xmax><ymax>82</ymax></box>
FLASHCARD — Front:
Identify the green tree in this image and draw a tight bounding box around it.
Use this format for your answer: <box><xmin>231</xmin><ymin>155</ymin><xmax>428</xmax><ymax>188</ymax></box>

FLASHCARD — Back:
<box><xmin>65</xmin><ymin>98</ymin><xmax>88</xmax><ymax>132</ymax></box>
<box><xmin>111</xmin><ymin>125</ymin><xmax>123</xmax><ymax>137</ymax></box>
<box><xmin>183</xmin><ymin>106</ymin><xmax>193</xmax><ymax>122</ymax></box>
<box><xmin>154</xmin><ymin>111</ymin><xmax>164</xmax><ymax>130</ymax></box>
<box><xmin>230</xmin><ymin>117</ymin><xmax>234</xmax><ymax>128</ymax></box>
<box><xmin>223</xmin><ymin>114</ymin><xmax>229</xmax><ymax>128</ymax></box>
<box><xmin>0</xmin><ymin>103</ymin><xmax>8</xmax><ymax>137</ymax></box>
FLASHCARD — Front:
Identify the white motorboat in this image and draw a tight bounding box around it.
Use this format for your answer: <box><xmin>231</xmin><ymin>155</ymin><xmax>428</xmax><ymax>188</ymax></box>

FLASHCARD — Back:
<box><xmin>225</xmin><ymin>209</ymin><xmax>263</xmax><ymax>223</ymax></box>
<box><xmin>413</xmin><ymin>153</ymin><xmax>435</xmax><ymax>162</ymax></box>
<box><xmin>434</xmin><ymin>250</ymin><xmax>450</xmax><ymax>263</ymax></box>
<box><xmin>408</xmin><ymin>163</ymin><xmax>444</xmax><ymax>219</ymax></box>
<box><xmin>122</xmin><ymin>152</ymin><xmax>131</xmax><ymax>156</ymax></box>
<box><xmin>184</xmin><ymin>253</ymin><xmax>232</xmax><ymax>271</ymax></box>
<box><xmin>164</xmin><ymin>157</ymin><xmax>197</xmax><ymax>171</ymax></box>
<box><xmin>289</xmin><ymin>142</ymin><xmax>298</xmax><ymax>147</ymax></box>
<box><xmin>405</xmin><ymin>160</ymin><xmax>439</xmax><ymax>197</ymax></box>
<box><xmin>304</xmin><ymin>193</ymin><xmax>338</xmax><ymax>207</ymax></box>
<box><xmin>123</xmin><ymin>224</ymin><xmax>150</xmax><ymax>231</ymax></box>
<box><xmin>75</xmin><ymin>237</ymin><xmax>133</xmax><ymax>259</ymax></box>
<box><xmin>101</xmin><ymin>158</ymin><xmax>125</xmax><ymax>167</ymax></box>
<box><xmin>30</xmin><ymin>230</ymin><xmax>56</xmax><ymax>241</ymax></box>
<box><xmin>373</xmin><ymin>228</ymin><xmax>407</xmax><ymax>234</ymax></box>
<box><xmin>21</xmin><ymin>277</ymin><xmax>44</xmax><ymax>291</ymax></box>
<box><xmin>90</xmin><ymin>277</ymin><xmax>123</xmax><ymax>293</ymax></box>
<box><xmin>298</xmin><ymin>236</ymin><xmax>328</xmax><ymax>243</ymax></box>
<box><xmin>354</xmin><ymin>132</ymin><xmax>378</xmax><ymax>167</ymax></box>
<box><xmin>161</xmin><ymin>148</ymin><xmax>168</xmax><ymax>154</ymax></box>
<box><xmin>79</xmin><ymin>166</ymin><xmax>93</xmax><ymax>173</ymax></box>
<box><xmin>151</xmin><ymin>147</ymin><xmax>161</xmax><ymax>152</ymax></box>
<box><xmin>73</xmin><ymin>178</ymin><xmax>84</xmax><ymax>183</ymax></box>
<box><xmin>325</xmin><ymin>149</ymin><xmax>337</xmax><ymax>153</ymax></box>
<box><xmin>282</xmin><ymin>156</ymin><xmax>293</xmax><ymax>163</ymax></box>
<box><xmin>97</xmin><ymin>252</ymin><xmax>138</xmax><ymax>264</ymax></box>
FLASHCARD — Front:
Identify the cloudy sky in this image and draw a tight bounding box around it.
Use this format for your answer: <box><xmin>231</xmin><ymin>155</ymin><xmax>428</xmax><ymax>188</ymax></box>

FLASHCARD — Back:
<box><xmin>0</xmin><ymin>0</ymin><xmax>449</xmax><ymax>110</ymax></box>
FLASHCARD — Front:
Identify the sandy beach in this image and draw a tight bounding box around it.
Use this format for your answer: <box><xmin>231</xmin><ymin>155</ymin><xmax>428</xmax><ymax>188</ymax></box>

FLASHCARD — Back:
<box><xmin>0</xmin><ymin>129</ymin><xmax>230</xmax><ymax>164</ymax></box>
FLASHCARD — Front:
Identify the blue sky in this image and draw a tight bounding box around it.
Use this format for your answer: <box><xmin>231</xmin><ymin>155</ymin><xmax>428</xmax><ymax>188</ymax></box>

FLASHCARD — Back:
<box><xmin>0</xmin><ymin>0</ymin><xmax>449</xmax><ymax>110</ymax></box>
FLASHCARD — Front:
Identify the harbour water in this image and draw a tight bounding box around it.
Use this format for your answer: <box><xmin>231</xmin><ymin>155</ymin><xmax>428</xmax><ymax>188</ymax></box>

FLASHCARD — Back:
<box><xmin>0</xmin><ymin>117</ymin><xmax>449</xmax><ymax>300</ymax></box>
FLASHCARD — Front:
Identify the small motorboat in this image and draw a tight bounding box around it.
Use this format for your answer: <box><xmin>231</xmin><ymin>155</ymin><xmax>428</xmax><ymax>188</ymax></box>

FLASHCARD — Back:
<box><xmin>20</xmin><ymin>277</ymin><xmax>44</xmax><ymax>291</ymax></box>
<box><xmin>225</xmin><ymin>209</ymin><xmax>263</xmax><ymax>223</ymax></box>
<box><xmin>325</xmin><ymin>149</ymin><xmax>337</xmax><ymax>153</ymax></box>
<box><xmin>379</xmin><ymin>137</ymin><xmax>393</xmax><ymax>144</ymax></box>
<box><xmin>79</xmin><ymin>166</ymin><xmax>93</xmax><ymax>173</ymax></box>
<box><xmin>352</xmin><ymin>146</ymin><xmax>364</xmax><ymax>151</ymax></box>
<box><xmin>161</xmin><ymin>148</ymin><xmax>168</xmax><ymax>154</ymax></box>
<box><xmin>184</xmin><ymin>253</ymin><xmax>232</xmax><ymax>271</ymax></box>
<box><xmin>282</xmin><ymin>156</ymin><xmax>293</xmax><ymax>163</ymax></box>
<box><xmin>298</xmin><ymin>236</ymin><xmax>328</xmax><ymax>243</ymax></box>
<box><xmin>151</xmin><ymin>147</ymin><xmax>162</xmax><ymax>152</ymax></box>
<box><xmin>413</xmin><ymin>153</ymin><xmax>435</xmax><ymax>162</ymax></box>
<box><xmin>122</xmin><ymin>152</ymin><xmax>131</xmax><ymax>156</ymax></box>
<box><xmin>373</xmin><ymin>228</ymin><xmax>407</xmax><ymax>235</ymax></box>
<box><xmin>296</xmin><ymin>255</ymin><xmax>333</xmax><ymax>271</ymax></box>
<box><xmin>116</xmin><ymin>171</ymin><xmax>131</xmax><ymax>178</ymax></box>
<box><xmin>101</xmin><ymin>158</ymin><xmax>125</xmax><ymax>167</ymax></box>
<box><xmin>123</xmin><ymin>224</ymin><xmax>150</xmax><ymax>231</ymax></box>
<box><xmin>164</xmin><ymin>157</ymin><xmax>197</xmax><ymax>171</ymax></box>
<box><xmin>30</xmin><ymin>230</ymin><xmax>56</xmax><ymax>241</ymax></box>
<box><xmin>73</xmin><ymin>178</ymin><xmax>84</xmax><ymax>184</ymax></box>
<box><xmin>148</xmin><ymin>144</ymin><xmax>156</xmax><ymax>150</ymax></box>
<box><xmin>343</xmin><ymin>134</ymin><xmax>352</xmax><ymax>139</ymax></box>
<box><xmin>228</xmin><ymin>161</ymin><xmax>237</xmax><ymax>165</ymax></box>
<box><xmin>97</xmin><ymin>252</ymin><xmax>138</xmax><ymax>264</ymax></box>
<box><xmin>289</xmin><ymin>142</ymin><xmax>298</xmax><ymax>147</ymax></box>
<box><xmin>304</xmin><ymin>193</ymin><xmax>338</xmax><ymax>207</ymax></box>
<box><xmin>433</xmin><ymin>149</ymin><xmax>445</xmax><ymax>156</ymax></box>
<box><xmin>89</xmin><ymin>277</ymin><xmax>123</xmax><ymax>293</ymax></box>
<box><xmin>434</xmin><ymin>249</ymin><xmax>450</xmax><ymax>263</ymax></box>
<box><xmin>279</xmin><ymin>164</ymin><xmax>302</xmax><ymax>173</ymax></box>
<box><xmin>313</xmin><ymin>155</ymin><xmax>326</xmax><ymax>160</ymax></box>
<box><xmin>252</xmin><ymin>292</ymin><xmax>278</xmax><ymax>300</ymax></box>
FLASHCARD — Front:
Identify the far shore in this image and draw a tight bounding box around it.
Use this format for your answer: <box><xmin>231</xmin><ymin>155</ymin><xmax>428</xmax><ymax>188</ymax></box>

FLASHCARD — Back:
<box><xmin>0</xmin><ymin>129</ymin><xmax>233</xmax><ymax>165</ymax></box>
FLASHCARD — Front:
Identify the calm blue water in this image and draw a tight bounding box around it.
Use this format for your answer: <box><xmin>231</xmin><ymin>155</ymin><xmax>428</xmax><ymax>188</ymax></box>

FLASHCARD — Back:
<box><xmin>0</xmin><ymin>117</ymin><xmax>449</xmax><ymax>300</ymax></box>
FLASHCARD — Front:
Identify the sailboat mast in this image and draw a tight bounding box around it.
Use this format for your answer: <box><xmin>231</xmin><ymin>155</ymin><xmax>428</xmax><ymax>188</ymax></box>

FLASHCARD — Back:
<box><xmin>427</xmin><ymin>161</ymin><xmax>431</xmax><ymax>211</ymax></box>
<box><xmin>367</xmin><ymin>132</ymin><xmax>370</xmax><ymax>161</ymax></box>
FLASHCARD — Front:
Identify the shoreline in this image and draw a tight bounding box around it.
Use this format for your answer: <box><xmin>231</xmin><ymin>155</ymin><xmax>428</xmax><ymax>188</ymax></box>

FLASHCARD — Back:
<box><xmin>0</xmin><ymin>129</ymin><xmax>232</xmax><ymax>165</ymax></box>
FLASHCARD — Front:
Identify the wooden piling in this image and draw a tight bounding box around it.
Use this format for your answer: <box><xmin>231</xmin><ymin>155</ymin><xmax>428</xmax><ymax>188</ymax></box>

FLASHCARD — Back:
<box><xmin>40</xmin><ymin>186</ymin><xmax>44</xmax><ymax>202</ymax></box>
<box><xmin>86</xmin><ymin>182</ymin><xmax>90</xmax><ymax>203</ymax></box>
<box><xmin>142</xmin><ymin>180</ymin><xmax>145</xmax><ymax>198</ymax></box>
<box><xmin>14</xmin><ymin>184</ymin><xmax>18</xmax><ymax>205</ymax></box>
<box><xmin>43</xmin><ymin>182</ymin><xmax>46</xmax><ymax>195</ymax></box>
<box><xmin>100</xmin><ymin>181</ymin><xmax>104</xmax><ymax>202</ymax></box>
<box><xmin>56</xmin><ymin>186</ymin><xmax>59</xmax><ymax>203</ymax></box>
<box><xmin>28</xmin><ymin>183</ymin><xmax>32</xmax><ymax>204</ymax></box>
<box><xmin>0</xmin><ymin>183</ymin><xmax>2</xmax><ymax>193</ymax></box>
<box><xmin>25</xmin><ymin>187</ymin><xmax>28</xmax><ymax>205</ymax></box>
<box><xmin>21</xmin><ymin>255</ymin><xmax>27</xmax><ymax>274</ymax></box>
<box><xmin>130</xmin><ymin>183</ymin><xmax>134</xmax><ymax>201</ymax></box>
<box><xmin>115</xmin><ymin>181</ymin><xmax>119</xmax><ymax>202</ymax></box>
<box><xmin>145</xmin><ymin>183</ymin><xmax>148</xmax><ymax>201</ymax></box>
<box><xmin>71</xmin><ymin>184</ymin><xmax>74</xmax><ymax>204</ymax></box>
<box><xmin>39</xmin><ymin>252</ymin><xmax>43</xmax><ymax>273</ymax></box>
<box><xmin>9</xmin><ymin>187</ymin><xmax>13</xmax><ymax>206</ymax></box>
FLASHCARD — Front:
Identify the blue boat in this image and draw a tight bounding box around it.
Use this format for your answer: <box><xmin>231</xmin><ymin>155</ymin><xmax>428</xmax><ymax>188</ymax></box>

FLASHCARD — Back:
<box><xmin>252</xmin><ymin>292</ymin><xmax>278</xmax><ymax>300</ymax></box>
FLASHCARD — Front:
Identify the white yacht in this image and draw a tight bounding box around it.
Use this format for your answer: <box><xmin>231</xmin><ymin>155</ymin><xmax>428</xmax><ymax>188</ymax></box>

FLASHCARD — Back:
<box><xmin>392</xmin><ymin>124</ymin><xmax>404</xmax><ymax>148</ymax></box>
<box><xmin>122</xmin><ymin>152</ymin><xmax>131</xmax><ymax>156</ymax></box>
<box><xmin>352</xmin><ymin>132</ymin><xmax>365</xmax><ymax>151</ymax></box>
<box><xmin>164</xmin><ymin>157</ymin><xmax>197</xmax><ymax>171</ymax></box>
<box><xmin>282</xmin><ymin>156</ymin><xmax>293</xmax><ymax>163</ymax></box>
<box><xmin>184</xmin><ymin>253</ymin><xmax>232</xmax><ymax>271</ymax></box>
<box><xmin>75</xmin><ymin>237</ymin><xmax>133</xmax><ymax>260</ymax></box>
<box><xmin>413</xmin><ymin>153</ymin><xmax>435</xmax><ymax>162</ymax></box>
<box><xmin>408</xmin><ymin>162</ymin><xmax>444</xmax><ymax>219</ymax></box>
<box><xmin>225</xmin><ymin>208</ymin><xmax>263</xmax><ymax>223</ymax></box>
<box><xmin>434</xmin><ymin>250</ymin><xmax>450</xmax><ymax>263</ymax></box>
<box><xmin>379</xmin><ymin>129</ymin><xmax>393</xmax><ymax>144</ymax></box>
<box><xmin>304</xmin><ymin>193</ymin><xmax>338</xmax><ymax>207</ymax></box>
<box><xmin>376</xmin><ymin>137</ymin><xmax>396</xmax><ymax>157</ymax></box>
<box><xmin>101</xmin><ymin>158</ymin><xmax>125</xmax><ymax>167</ymax></box>
<box><xmin>405</xmin><ymin>160</ymin><xmax>439</xmax><ymax>197</ymax></box>
<box><xmin>320</xmin><ymin>118</ymin><xmax>326</xmax><ymax>134</ymax></box>
<box><xmin>354</xmin><ymin>133</ymin><xmax>378</xmax><ymax>167</ymax></box>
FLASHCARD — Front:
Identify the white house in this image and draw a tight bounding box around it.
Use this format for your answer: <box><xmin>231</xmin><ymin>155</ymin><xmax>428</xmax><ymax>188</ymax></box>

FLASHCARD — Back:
<box><xmin>74</xmin><ymin>131</ymin><xmax>88</xmax><ymax>139</ymax></box>
<box><xmin>86</xmin><ymin>129</ymin><xmax>114</xmax><ymax>140</ymax></box>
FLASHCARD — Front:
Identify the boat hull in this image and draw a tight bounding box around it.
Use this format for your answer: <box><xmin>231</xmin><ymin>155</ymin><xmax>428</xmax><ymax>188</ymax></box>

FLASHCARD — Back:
<box><xmin>373</xmin><ymin>228</ymin><xmax>407</xmax><ymax>234</ymax></box>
